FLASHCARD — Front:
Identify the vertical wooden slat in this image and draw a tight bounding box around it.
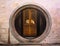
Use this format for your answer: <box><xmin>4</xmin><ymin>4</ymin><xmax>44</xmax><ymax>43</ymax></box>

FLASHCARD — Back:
<box><xmin>23</xmin><ymin>8</ymin><xmax>37</xmax><ymax>37</ymax></box>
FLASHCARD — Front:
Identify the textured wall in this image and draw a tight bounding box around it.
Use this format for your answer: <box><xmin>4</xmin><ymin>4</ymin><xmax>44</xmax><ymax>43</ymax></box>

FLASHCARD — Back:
<box><xmin>0</xmin><ymin>0</ymin><xmax>60</xmax><ymax>45</ymax></box>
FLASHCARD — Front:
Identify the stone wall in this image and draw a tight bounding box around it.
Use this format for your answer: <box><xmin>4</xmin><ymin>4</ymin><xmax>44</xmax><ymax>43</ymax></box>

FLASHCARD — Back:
<box><xmin>0</xmin><ymin>0</ymin><xmax>60</xmax><ymax>45</ymax></box>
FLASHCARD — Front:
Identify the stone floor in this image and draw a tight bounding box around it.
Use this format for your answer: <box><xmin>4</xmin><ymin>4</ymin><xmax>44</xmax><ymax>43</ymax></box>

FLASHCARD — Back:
<box><xmin>0</xmin><ymin>44</ymin><xmax>60</xmax><ymax>46</ymax></box>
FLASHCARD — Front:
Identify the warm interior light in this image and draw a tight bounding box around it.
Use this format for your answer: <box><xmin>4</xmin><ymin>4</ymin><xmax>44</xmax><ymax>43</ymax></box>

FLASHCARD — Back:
<box><xmin>26</xmin><ymin>19</ymin><xmax>35</xmax><ymax>24</ymax></box>
<box><xmin>23</xmin><ymin>9</ymin><xmax>37</xmax><ymax>37</ymax></box>
<box><xmin>14</xmin><ymin>6</ymin><xmax>46</xmax><ymax>39</ymax></box>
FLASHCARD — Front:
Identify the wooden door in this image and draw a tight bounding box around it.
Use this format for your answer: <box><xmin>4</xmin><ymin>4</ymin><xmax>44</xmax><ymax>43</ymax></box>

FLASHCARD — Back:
<box><xmin>23</xmin><ymin>9</ymin><xmax>37</xmax><ymax>37</ymax></box>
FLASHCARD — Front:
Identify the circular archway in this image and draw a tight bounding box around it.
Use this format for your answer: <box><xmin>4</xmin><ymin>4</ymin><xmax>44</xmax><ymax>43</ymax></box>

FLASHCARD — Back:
<box><xmin>9</xmin><ymin>4</ymin><xmax>51</xmax><ymax>43</ymax></box>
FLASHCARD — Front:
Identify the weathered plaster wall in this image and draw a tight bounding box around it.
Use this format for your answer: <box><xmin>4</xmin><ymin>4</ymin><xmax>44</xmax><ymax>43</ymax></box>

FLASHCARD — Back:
<box><xmin>0</xmin><ymin>0</ymin><xmax>60</xmax><ymax>45</ymax></box>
